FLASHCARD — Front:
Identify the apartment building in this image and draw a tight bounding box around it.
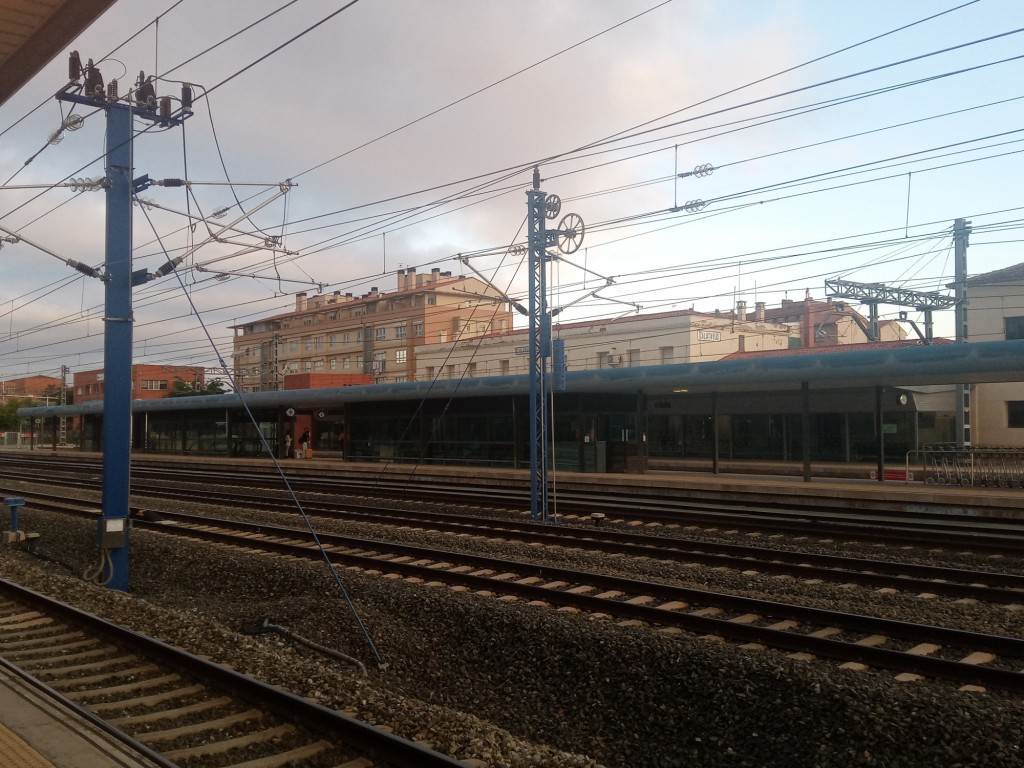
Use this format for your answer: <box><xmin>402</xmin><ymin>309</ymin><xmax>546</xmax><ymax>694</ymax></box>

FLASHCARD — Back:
<box><xmin>963</xmin><ymin>262</ymin><xmax>1024</xmax><ymax>446</ymax></box>
<box><xmin>231</xmin><ymin>267</ymin><xmax>513</xmax><ymax>392</ymax></box>
<box><xmin>414</xmin><ymin>296</ymin><xmax>900</xmax><ymax>381</ymax></box>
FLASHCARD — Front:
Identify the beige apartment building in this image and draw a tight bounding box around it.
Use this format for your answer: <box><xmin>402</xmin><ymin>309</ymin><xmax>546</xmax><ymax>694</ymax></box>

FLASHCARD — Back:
<box><xmin>963</xmin><ymin>263</ymin><xmax>1024</xmax><ymax>446</ymax></box>
<box><xmin>414</xmin><ymin>296</ymin><xmax>903</xmax><ymax>381</ymax></box>
<box><xmin>231</xmin><ymin>268</ymin><xmax>513</xmax><ymax>392</ymax></box>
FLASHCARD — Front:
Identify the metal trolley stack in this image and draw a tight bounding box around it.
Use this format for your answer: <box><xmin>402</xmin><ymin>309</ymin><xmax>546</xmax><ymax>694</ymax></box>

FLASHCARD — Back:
<box><xmin>921</xmin><ymin>445</ymin><xmax>1024</xmax><ymax>487</ymax></box>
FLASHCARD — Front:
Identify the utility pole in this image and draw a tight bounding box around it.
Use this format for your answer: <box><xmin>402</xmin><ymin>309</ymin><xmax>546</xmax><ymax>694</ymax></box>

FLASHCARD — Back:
<box><xmin>953</xmin><ymin>217</ymin><xmax>971</xmax><ymax>448</ymax></box>
<box><xmin>57</xmin><ymin>53</ymin><xmax>192</xmax><ymax>591</ymax></box>
<box><xmin>525</xmin><ymin>167</ymin><xmax>584</xmax><ymax>522</ymax></box>
<box><xmin>526</xmin><ymin>169</ymin><xmax>550</xmax><ymax>522</ymax></box>
<box><xmin>59</xmin><ymin>364</ymin><xmax>68</xmax><ymax>446</ymax></box>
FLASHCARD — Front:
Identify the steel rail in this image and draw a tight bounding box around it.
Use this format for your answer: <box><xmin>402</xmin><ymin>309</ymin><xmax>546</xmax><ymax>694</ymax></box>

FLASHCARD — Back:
<box><xmin>123</xmin><ymin>513</ymin><xmax>1024</xmax><ymax>692</ymax></box>
<box><xmin>0</xmin><ymin>578</ymin><xmax>466</xmax><ymax>768</ymax></box>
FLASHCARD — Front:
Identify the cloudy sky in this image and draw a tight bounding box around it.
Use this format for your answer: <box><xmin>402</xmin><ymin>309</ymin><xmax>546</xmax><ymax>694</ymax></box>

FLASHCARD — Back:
<box><xmin>1</xmin><ymin>0</ymin><xmax>1022</xmax><ymax>383</ymax></box>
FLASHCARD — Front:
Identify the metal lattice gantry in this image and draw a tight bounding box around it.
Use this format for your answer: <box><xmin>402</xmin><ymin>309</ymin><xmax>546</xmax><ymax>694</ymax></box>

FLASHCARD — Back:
<box><xmin>526</xmin><ymin>167</ymin><xmax>584</xmax><ymax>522</ymax></box>
<box><xmin>825</xmin><ymin>277</ymin><xmax>957</xmax><ymax>342</ymax></box>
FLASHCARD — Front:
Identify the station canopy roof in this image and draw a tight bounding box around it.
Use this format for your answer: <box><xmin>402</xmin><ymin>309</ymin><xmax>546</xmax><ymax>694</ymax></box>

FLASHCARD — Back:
<box><xmin>0</xmin><ymin>0</ymin><xmax>116</xmax><ymax>107</ymax></box>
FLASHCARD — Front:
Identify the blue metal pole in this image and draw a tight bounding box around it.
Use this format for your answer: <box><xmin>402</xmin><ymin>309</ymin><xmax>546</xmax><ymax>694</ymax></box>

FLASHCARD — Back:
<box><xmin>100</xmin><ymin>103</ymin><xmax>133</xmax><ymax>591</ymax></box>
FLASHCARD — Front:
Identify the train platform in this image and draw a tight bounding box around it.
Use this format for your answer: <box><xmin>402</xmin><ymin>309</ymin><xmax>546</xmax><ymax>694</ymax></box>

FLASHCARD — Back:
<box><xmin>0</xmin><ymin>665</ymin><xmax>159</xmax><ymax>768</ymax></box>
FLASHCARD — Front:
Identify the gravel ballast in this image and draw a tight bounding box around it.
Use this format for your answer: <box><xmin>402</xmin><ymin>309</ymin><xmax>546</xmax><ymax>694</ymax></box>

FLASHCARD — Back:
<box><xmin>1</xmin><ymin>494</ymin><xmax>1023</xmax><ymax>767</ymax></box>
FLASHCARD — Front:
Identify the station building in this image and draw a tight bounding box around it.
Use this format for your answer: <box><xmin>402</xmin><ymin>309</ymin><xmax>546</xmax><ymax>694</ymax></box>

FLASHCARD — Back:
<box><xmin>24</xmin><ymin>264</ymin><xmax>1024</xmax><ymax>473</ymax></box>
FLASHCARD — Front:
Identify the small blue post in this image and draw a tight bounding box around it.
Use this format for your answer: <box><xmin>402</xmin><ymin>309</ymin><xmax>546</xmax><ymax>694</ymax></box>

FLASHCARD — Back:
<box><xmin>4</xmin><ymin>498</ymin><xmax>25</xmax><ymax>534</ymax></box>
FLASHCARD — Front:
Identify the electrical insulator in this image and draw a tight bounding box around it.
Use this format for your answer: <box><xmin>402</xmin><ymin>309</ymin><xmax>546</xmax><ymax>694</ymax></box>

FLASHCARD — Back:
<box><xmin>159</xmin><ymin>96</ymin><xmax>171</xmax><ymax>118</ymax></box>
<box><xmin>181</xmin><ymin>84</ymin><xmax>193</xmax><ymax>110</ymax></box>
<box><xmin>84</xmin><ymin>59</ymin><xmax>103</xmax><ymax>98</ymax></box>
<box><xmin>107</xmin><ymin>79</ymin><xmax>118</xmax><ymax>101</ymax></box>
<box><xmin>68</xmin><ymin>51</ymin><xmax>82</xmax><ymax>80</ymax></box>
<box><xmin>135</xmin><ymin>71</ymin><xmax>156</xmax><ymax>108</ymax></box>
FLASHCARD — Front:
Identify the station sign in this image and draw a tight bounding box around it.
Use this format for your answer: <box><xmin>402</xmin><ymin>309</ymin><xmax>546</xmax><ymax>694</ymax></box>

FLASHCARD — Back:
<box><xmin>697</xmin><ymin>330</ymin><xmax>722</xmax><ymax>342</ymax></box>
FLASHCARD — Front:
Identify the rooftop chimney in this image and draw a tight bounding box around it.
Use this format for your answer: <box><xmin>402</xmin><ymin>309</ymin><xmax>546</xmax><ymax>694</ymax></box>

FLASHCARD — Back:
<box><xmin>736</xmin><ymin>300</ymin><xmax>747</xmax><ymax>320</ymax></box>
<box><xmin>755</xmin><ymin>301</ymin><xmax>766</xmax><ymax>322</ymax></box>
<box><xmin>295</xmin><ymin>292</ymin><xmax>307</xmax><ymax>311</ymax></box>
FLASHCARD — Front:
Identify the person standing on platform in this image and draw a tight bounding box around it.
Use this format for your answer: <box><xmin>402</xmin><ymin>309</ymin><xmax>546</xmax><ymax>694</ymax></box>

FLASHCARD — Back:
<box><xmin>299</xmin><ymin>429</ymin><xmax>310</xmax><ymax>459</ymax></box>
<box><xmin>284</xmin><ymin>432</ymin><xmax>292</xmax><ymax>459</ymax></box>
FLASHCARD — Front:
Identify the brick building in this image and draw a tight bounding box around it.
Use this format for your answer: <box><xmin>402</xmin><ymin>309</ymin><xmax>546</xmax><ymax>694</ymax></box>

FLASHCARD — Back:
<box><xmin>0</xmin><ymin>375</ymin><xmax>62</xmax><ymax>404</ymax></box>
<box><xmin>74</xmin><ymin>364</ymin><xmax>206</xmax><ymax>403</ymax></box>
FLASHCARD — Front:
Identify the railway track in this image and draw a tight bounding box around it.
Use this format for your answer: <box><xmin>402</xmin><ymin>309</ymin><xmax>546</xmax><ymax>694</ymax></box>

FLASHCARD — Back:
<box><xmin>11</xmin><ymin>493</ymin><xmax>1024</xmax><ymax>694</ymax></box>
<box><xmin>0</xmin><ymin>578</ymin><xmax>465</xmax><ymax>768</ymax></box>
<box><xmin>6</xmin><ymin>487</ymin><xmax>1024</xmax><ymax>604</ymax></box>
<box><xmin>133</xmin><ymin>511</ymin><xmax>1024</xmax><ymax>694</ymax></box>
<box><xmin>4</xmin><ymin>454</ymin><xmax>1024</xmax><ymax>554</ymax></box>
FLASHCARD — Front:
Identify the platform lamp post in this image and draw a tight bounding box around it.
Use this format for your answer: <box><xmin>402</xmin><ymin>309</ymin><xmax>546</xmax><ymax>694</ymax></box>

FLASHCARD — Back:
<box><xmin>526</xmin><ymin>167</ymin><xmax>585</xmax><ymax>522</ymax></box>
<box><xmin>57</xmin><ymin>53</ymin><xmax>193</xmax><ymax>591</ymax></box>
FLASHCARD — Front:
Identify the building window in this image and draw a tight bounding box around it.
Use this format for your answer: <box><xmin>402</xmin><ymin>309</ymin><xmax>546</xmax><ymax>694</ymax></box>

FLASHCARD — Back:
<box><xmin>660</xmin><ymin>347</ymin><xmax>674</xmax><ymax>364</ymax></box>
<box><xmin>304</xmin><ymin>338</ymin><xmax>312</xmax><ymax>351</ymax></box>
<box><xmin>356</xmin><ymin>329</ymin><xmax>364</xmax><ymax>342</ymax></box>
<box><xmin>1009</xmin><ymin>401</ymin><xmax>1024</xmax><ymax>428</ymax></box>
<box><xmin>314</xmin><ymin>359</ymin><xmax>325</xmax><ymax>372</ymax></box>
<box><xmin>395</xmin><ymin>324</ymin><xmax>407</xmax><ymax>339</ymax></box>
<box><xmin>628</xmin><ymin>348</ymin><xmax>640</xmax><ymax>367</ymax></box>
<box><xmin>302</xmin><ymin>318</ymin><xmax>313</xmax><ymax>325</ymax></box>
<box><xmin>427</xmin><ymin>295</ymin><xmax>436</xmax><ymax>305</ymax></box>
<box><xmin>467</xmin><ymin>362</ymin><xmax>477</xmax><ymax>377</ymax></box>
<box><xmin>396</xmin><ymin>349</ymin><xmax>407</xmax><ymax>364</ymax></box>
<box><xmin>328</xmin><ymin>335</ymin><xmax>337</xmax><ymax>348</ymax></box>
<box><xmin>375</xmin><ymin>327</ymin><xmax>387</xmax><ymax>341</ymax></box>
<box><xmin>414</xmin><ymin>322</ymin><xmax>424</xmax><ymax>337</ymax></box>
<box><xmin>343</xmin><ymin>332</ymin><xmax>351</xmax><ymax>344</ymax></box>
<box><xmin>289</xmin><ymin>340</ymin><xmax>299</xmax><ymax>352</ymax></box>
<box><xmin>426</xmin><ymin>366</ymin><xmax>435</xmax><ymax>379</ymax></box>
<box><xmin>1006</xmin><ymin>317</ymin><xmax>1024</xmax><ymax>340</ymax></box>
<box><xmin>329</xmin><ymin>358</ymin><xmax>337</xmax><ymax>371</ymax></box>
<box><xmin>597</xmin><ymin>352</ymin><xmax>609</xmax><ymax>369</ymax></box>
<box><xmin>393</xmin><ymin>375</ymin><xmax>407</xmax><ymax>383</ymax></box>
<box><xmin>343</xmin><ymin>357</ymin><xmax>350</xmax><ymax>369</ymax></box>
<box><xmin>314</xmin><ymin>336</ymin><xmax>323</xmax><ymax>349</ymax></box>
<box><xmin>304</xmin><ymin>361</ymin><xmax>312</xmax><ymax>372</ymax></box>
<box><xmin>141</xmin><ymin>380</ymin><xmax>169</xmax><ymax>390</ymax></box>
<box><xmin>499</xmin><ymin>359</ymin><xmax>510</xmax><ymax>375</ymax></box>
<box><xmin>438</xmin><ymin>331</ymin><xmax>448</xmax><ymax>343</ymax></box>
<box><xmin>445</xmin><ymin>364</ymin><xmax>455</xmax><ymax>379</ymax></box>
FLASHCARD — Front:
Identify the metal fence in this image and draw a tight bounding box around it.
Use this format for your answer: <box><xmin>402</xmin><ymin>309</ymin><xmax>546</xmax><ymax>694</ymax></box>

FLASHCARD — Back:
<box><xmin>912</xmin><ymin>445</ymin><xmax>1024</xmax><ymax>487</ymax></box>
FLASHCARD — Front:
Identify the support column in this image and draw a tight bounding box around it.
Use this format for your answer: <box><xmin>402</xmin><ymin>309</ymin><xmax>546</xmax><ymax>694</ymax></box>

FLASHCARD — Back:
<box><xmin>953</xmin><ymin>217</ymin><xmax>971</xmax><ymax>448</ymax></box>
<box><xmin>801</xmin><ymin>382</ymin><xmax>811</xmax><ymax>482</ymax></box>
<box><xmin>711</xmin><ymin>392</ymin><xmax>720</xmax><ymax>474</ymax></box>
<box><xmin>875</xmin><ymin>385</ymin><xmax>885</xmax><ymax>482</ymax></box>
<box><xmin>99</xmin><ymin>103</ymin><xmax>134</xmax><ymax>591</ymax></box>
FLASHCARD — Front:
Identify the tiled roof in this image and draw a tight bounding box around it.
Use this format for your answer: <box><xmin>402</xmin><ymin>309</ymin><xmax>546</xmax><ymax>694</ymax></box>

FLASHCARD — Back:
<box><xmin>965</xmin><ymin>262</ymin><xmax>1024</xmax><ymax>286</ymax></box>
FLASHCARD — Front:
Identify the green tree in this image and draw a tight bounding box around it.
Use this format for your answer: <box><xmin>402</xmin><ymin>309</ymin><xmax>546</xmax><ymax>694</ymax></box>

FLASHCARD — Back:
<box><xmin>169</xmin><ymin>378</ymin><xmax>229</xmax><ymax>397</ymax></box>
<box><xmin>0</xmin><ymin>398</ymin><xmax>31</xmax><ymax>431</ymax></box>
